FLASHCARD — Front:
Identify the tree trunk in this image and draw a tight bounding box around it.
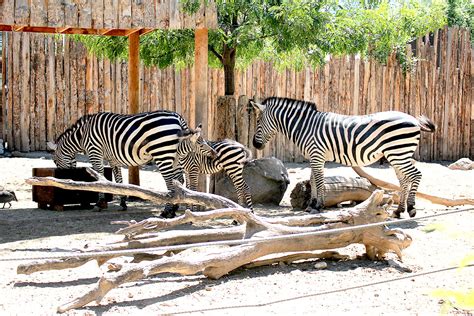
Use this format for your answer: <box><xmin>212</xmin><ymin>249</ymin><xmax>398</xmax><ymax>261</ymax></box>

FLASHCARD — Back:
<box><xmin>222</xmin><ymin>44</ymin><xmax>236</xmax><ymax>95</ymax></box>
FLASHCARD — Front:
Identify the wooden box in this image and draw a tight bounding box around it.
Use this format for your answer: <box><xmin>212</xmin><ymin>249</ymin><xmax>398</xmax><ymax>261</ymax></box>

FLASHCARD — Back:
<box><xmin>32</xmin><ymin>167</ymin><xmax>113</xmax><ymax>211</ymax></box>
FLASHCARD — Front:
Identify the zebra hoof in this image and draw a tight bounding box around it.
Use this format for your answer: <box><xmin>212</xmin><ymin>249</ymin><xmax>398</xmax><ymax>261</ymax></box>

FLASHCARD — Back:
<box><xmin>119</xmin><ymin>202</ymin><xmax>128</xmax><ymax>211</ymax></box>
<box><xmin>407</xmin><ymin>205</ymin><xmax>416</xmax><ymax>218</ymax></box>
<box><xmin>305</xmin><ymin>207</ymin><xmax>321</xmax><ymax>214</ymax></box>
<box><xmin>96</xmin><ymin>200</ymin><xmax>108</xmax><ymax>210</ymax></box>
<box><xmin>392</xmin><ymin>210</ymin><xmax>402</xmax><ymax>218</ymax></box>
<box><xmin>160</xmin><ymin>210</ymin><xmax>176</xmax><ymax>219</ymax></box>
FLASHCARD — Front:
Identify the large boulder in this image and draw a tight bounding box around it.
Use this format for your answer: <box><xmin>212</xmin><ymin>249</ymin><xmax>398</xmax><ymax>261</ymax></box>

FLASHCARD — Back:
<box><xmin>214</xmin><ymin>157</ymin><xmax>290</xmax><ymax>205</ymax></box>
<box><xmin>448</xmin><ymin>158</ymin><xmax>474</xmax><ymax>170</ymax></box>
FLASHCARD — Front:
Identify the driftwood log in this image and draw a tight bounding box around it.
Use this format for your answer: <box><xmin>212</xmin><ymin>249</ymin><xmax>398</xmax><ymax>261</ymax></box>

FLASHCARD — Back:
<box><xmin>352</xmin><ymin>167</ymin><xmax>474</xmax><ymax>207</ymax></box>
<box><xmin>290</xmin><ymin>176</ymin><xmax>382</xmax><ymax>209</ymax></box>
<box><xmin>23</xmin><ymin>167</ymin><xmax>412</xmax><ymax>313</ymax></box>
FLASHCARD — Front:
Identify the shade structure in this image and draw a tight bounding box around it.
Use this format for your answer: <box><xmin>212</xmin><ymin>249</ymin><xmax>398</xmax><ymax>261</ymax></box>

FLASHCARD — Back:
<box><xmin>0</xmin><ymin>0</ymin><xmax>218</xmax><ymax>185</ymax></box>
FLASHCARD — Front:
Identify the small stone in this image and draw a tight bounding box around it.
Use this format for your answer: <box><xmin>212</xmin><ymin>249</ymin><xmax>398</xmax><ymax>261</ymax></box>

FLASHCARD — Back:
<box><xmin>278</xmin><ymin>261</ymin><xmax>286</xmax><ymax>267</ymax></box>
<box><xmin>128</xmin><ymin>292</ymin><xmax>134</xmax><ymax>298</ymax></box>
<box><xmin>314</xmin><ymin>261</ymin><xmax>328</xmax><ymax>270</ymax></box>
<box><xmin>205</xmin><ymin>286</ymin><xmax>213</xmax><ymax>291</ymax></box>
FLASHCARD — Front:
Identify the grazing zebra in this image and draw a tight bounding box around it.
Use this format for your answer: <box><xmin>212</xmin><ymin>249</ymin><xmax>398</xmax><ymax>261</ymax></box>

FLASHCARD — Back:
<box><xmin>175</xmin><ymin>124</ymin><xmax>254</xmax><ymax>211</ymax></box>
<box><xmin>48</xmin><ymin>110</ymin><xmax>189</xmax><ymax>216</ymax></box>
<box><xmin>251</xmin><ymin>97</ymin><xmax>436</xmax><ymax>218</ymax></box>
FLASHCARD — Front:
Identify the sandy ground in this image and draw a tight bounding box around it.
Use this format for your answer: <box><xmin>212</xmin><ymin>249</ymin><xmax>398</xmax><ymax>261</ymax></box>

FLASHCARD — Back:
<box><xmin>0</xmin><ymin>153</ymin><xmax>473</xmax><ymax>316</ymax></box>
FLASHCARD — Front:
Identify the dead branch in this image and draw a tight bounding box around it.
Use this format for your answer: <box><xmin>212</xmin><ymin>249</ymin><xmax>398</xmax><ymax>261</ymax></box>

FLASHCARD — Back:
<box><xmin>352</xmin><ymin>167</ymin><xmax>474</xmax><ymax>207</ymax></box>
<box><xmin>25</xmin><ymin>167</ymin><xmax>241</xmax><ymax>210</ymax></box>
<box><xmin>51</xmin><ymin>191</ymin><xmax>413</xmax><ymax>312</ymax></box>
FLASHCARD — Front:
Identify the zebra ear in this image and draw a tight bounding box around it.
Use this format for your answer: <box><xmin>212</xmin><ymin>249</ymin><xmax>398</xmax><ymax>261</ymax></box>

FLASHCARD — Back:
<box><xmin>47</xmin><ymin>141</ymin><xmax>57</xmax><ymax>151</ymax></box>
<box><xmin>250</xmin><ymin>100</ymin><xmax>266</xmax><ymax>113</ymax></box>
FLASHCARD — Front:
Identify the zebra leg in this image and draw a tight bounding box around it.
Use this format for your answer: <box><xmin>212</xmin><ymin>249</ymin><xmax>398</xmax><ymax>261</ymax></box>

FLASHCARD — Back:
<box><xmin>307</xmin><ymin>158</ymin><xmax>325</xmax><ymax>213</ymax></box>
<box><xmin>112</xmin><ymin>166</ymin><xmax>127</xmax><ymax>211</ymax></box>
<box><xmin>405</xmin><ymin>165</ymin><xmax>422</xmax><ymax>218</ymax></box>
<box><xmin>390</xmin><ymin>161</ymin><xmax>421</xmax><ymax>218</ymax></box>
<box><xmin>157</xmin><ymin>160</ymin><xmax>182</xmax><ymax>218</ymax></box>
<box><xmin>228</xmin><ymin>169</ymin><xmax>253</xmax><ymax>211</ymax></box>
<box><xmin>186</xmin><ymin>169</ymin><xmax>200</xmax><ymax>211</ymax></box>
<box><xmin>90</xmin><ymin>161</ymin><xmax>108</xmax><ymax>211</ymax></box>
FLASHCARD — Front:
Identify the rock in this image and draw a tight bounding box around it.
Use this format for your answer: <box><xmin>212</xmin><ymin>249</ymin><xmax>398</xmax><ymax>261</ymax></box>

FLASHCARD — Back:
<box><xmin>290</xmin><ymin>176</ymin><xmax>378</xmax><ymax>210</ymax></box>
<box><xmin>214</xmin><ymin>157</ymin><xmax>290</xmax><ymax>205</ymax></box>
<box><xmin>448</xmin><ymin>158</ymin><xmax>474</xmax><ymax>170</ymax></box>
<box><xmin>314</xmin><ymin>261</ymin><xmax>328</xmax><ymax>270</ymax></box>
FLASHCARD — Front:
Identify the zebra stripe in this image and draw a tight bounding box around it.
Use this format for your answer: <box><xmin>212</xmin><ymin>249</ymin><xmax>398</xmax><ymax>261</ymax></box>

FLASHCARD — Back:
<box><xmin>176</xmin><ymin>136</ymin><xmax>253</xmax><ymax>210</ymax></box>
<box><xmin>52</xmin><ymin>110</ymin><xmax>188</xmax><ymax>214</ymax></box>
<box><xmin>252</xmin><ymin>97</ymin><xmax>435</xmax><ymax>218</ymax></box>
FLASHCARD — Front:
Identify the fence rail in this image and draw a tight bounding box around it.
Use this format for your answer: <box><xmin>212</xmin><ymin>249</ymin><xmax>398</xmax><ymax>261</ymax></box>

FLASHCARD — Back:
<box><xmin>1</xmin><ymin>26</ymin><xmax>472</xmax><ymax>162</ymax></box>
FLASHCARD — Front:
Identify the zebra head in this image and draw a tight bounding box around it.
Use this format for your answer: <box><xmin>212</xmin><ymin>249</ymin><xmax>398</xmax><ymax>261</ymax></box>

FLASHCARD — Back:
<box><xmin>174</xmin><ymin>124</ymin><xmax>217</xmax><ymax>168</ymax></box>
<box><xmin>48</xmin><ymin>117</ymin><xmax>87</xmax><ymax>169</ymax></box>
<box><xmin>250</xmin><ymin>99</ymin><xmax>277</xmax><ymax>150</ymax></box>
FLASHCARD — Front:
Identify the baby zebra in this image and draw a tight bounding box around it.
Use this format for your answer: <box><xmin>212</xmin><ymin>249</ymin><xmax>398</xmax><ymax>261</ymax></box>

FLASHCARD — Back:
<box><xmin>175</xmin><ymin>125</ymin><xmax>253</xmax><ymax>211</ymax></box>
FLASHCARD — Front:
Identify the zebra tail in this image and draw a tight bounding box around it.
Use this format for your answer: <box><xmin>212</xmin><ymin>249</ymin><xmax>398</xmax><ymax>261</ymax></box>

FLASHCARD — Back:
<box><xmin>418</xmin><ymin>115</ymin><xmax>436</xmax><ymax>133</ymax></box>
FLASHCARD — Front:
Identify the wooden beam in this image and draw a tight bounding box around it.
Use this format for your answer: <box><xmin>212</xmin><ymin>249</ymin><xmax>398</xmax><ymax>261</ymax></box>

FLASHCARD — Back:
<box><xmin>128</xmin><ymin>31</ymin><xmax>140</xmax><ymax>186</ymax></box>
<box><xmin>194</xmin><ymin>28</ymin><xmax>209</xmax><ymax>191</ymax></box>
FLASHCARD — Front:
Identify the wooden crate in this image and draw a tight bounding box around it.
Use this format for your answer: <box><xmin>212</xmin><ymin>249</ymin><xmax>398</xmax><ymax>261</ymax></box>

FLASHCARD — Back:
<box><xmin>32</xmin><ymin>167</ymin><xmax>113</xmax><ymax>211</ymax></box>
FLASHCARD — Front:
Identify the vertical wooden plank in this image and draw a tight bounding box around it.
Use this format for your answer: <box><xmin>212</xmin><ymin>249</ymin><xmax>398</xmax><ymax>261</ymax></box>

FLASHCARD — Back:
<box><xmin>143</xmin><ymin>0</ymin><xmax>156</xmax><ymax>28</ymax></box>
<box><xmin>47</xmin><ymin>36</ymin><xmax>57</xmax><ymax>145</ymax></box>
<box><xmin>37</xmin><ymin>36</ymin><xmax>47</xmax><ymax>150</ymax></box>
<box><xmin>15</xmin><ymin>0</ymin><xmax>30</xmax><ymax>26</ymax></box>
<box><xmin>63</xmin><ymin>36</ymin><xmax>71</xmax><ymax>130</ymax></box>
<box><xmin>55</xmin><ymin>36</ymin><xmax>65</xmax><ymax>139</ymax></box>
<box><xmin>5</xmin><ymin>33</ymin><xmax>14</xmax><ymax>148</ymax></box>
<box><xmin>77</xmin><ymin>45</ymin><xmax>87</xmax><ymax>119</ymax></box>
<box><xmin>195</xmin><ymin>28</ymin><xmax>209</xmax><ymax>142</ymax></box>
<box><xmin>29</xmin><ymin>36</ymin><xmax>37</xmax><ymax>150</ymax></box>
<box><xmin>128</xmin><ymin>31</ymin><xmax>140</xmax><ymax>185</ymax></box>
<box><xmin>12</xmin><ymin>33</ymin><xmax>21</xmax><ymax>150</ymax></box>
<box><xmin>103</xmin><ymin>58</ymin><xmax>112</xmax><ymax>112</ymax></box>
<box><xmin>169</xmin><ymin>0</ymin><xmax>181</xmax><ymax>29</ymax></box>
<box><xmin>103</xmin><ymin>0</ymin><xmax>117</xmax><ymax>29</ymax></box>
<box><xmin>1</xmin><ymin>1</ymin><xmax>15</xmax><ymax>24</ymax></box>
<box><xmin>30</xmin><ymin>0</ymin><xmax>48</xmax><ymax>26</ymax></box>
<box><xmin>442</xmin><ymin>27</ymin><xmax>452</xmax><ymax>160</ymax></box>
<box><xmin>19</xmin><ymin>33</ymin><xmax>30</xmax><ymax>151</ymax></box>
<box><xmin>119</xmin><ymin>0</ymin><xmax>132</xmax><ymax>29</ymax></box>
<box><xmin>132</xmin><ymin>0</ymin><xmax>145</xmax><ymax>28</ymax></box>
<box><xmin>64</xmin><ymin>0</ymin><xmax>79</xmax><ymax>27</ymax></box>
<box><xmin>48</xmin><ymin>0</ymin><xmax>65</xmax><ymax>27</ymax></box>
<box><xmin>91</xmin><ymin>0</ymin><xmax>104</xmax><ymax>29</ymax></box>
<box><xmin>70</xmin><ymin>40</ymin><xmax>79</xmax><ymax>124</ymax></box>
<box><xmin>353</xmin><ymin>56</ymin><xmax>360</xmax><ymax>115</ymax></box>
<box><xmin>77</xmin><ymin>0</ymin><xmax>92</xmax><ymax>28</ymax></box>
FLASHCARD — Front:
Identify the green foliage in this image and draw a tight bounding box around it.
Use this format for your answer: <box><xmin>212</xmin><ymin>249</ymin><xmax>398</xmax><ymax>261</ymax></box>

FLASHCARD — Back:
<box><xmin>446</xmin><ymin>0</ymin><xmax>474</xmax><ymax>41</ymax></box>
<box><xmin>72</xmin><ymin>0</ymin><xmax>452</xmax><ymax>89</ymax></box>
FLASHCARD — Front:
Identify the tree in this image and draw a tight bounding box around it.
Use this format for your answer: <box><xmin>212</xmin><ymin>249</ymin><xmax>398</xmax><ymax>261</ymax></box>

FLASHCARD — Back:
<box><xmin>76</xmin><ymin>0</ymin><xmax>447</xmax><ymax>96</ymax></box>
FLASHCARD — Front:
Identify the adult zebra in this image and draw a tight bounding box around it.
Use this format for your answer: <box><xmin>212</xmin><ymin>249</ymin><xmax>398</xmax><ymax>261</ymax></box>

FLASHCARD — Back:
<box><xmin>48</xmin><ymin>110</ymin><xmax>189</xmax><ymax>217</ymax></box>
<box><xmin>251</xmin><ymin>97</ymin><xmax>436</xmax><ymax>218</ymax></box>
<box><xmin>175</xmin><ymin>124</ymin><xmax>254</xmax><ymax>211</ymax></box>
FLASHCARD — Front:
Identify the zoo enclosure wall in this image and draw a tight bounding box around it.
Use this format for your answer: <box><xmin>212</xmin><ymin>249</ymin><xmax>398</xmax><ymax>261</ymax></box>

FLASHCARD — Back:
<box><xmin>0</xmin><ymin>26</ymin><xmax>472</xmax><ymax>162</ymax></box>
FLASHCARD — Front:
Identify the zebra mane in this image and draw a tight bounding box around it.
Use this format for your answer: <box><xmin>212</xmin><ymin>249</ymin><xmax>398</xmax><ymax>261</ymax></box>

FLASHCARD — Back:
<box><xmin>263</xmin><ymin>97</ymin><xmax>319</xmax><ymax>112</ymax></box>
<box><xmin>56</xmin><ymin>114</ymin><xmax>93</xmax><ymax>143</ymax></box>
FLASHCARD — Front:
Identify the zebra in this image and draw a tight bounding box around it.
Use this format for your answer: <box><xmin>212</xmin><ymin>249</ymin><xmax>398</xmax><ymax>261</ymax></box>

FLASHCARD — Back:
<box><xmin>175</xmin><ymin>124</ymin><xmax>254</xmax><ymax>211</ymax></box>
<box><xmin>251</xmin><ymin>97</ymin><xmax>436</xmax><ymax>218</ymax></box>
<box><xmin>47</xmin><ymin>110</ymin><xmax>189</xmax><ymax>217</ymax></box>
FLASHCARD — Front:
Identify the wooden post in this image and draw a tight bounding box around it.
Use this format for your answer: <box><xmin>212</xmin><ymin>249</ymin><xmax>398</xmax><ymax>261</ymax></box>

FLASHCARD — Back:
<box><xmin>194</xmin><ymin>28</ymin><xmax>208</xmax><ymax>191</ymax></box>
<box><xmin>128</xmin><ymin>31</ymin><xmax>140</xmax><ymax>186</ymax></box>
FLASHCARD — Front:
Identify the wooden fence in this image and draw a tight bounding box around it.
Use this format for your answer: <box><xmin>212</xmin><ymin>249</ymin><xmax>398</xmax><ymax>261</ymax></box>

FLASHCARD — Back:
<box><xmin>1</xmin><ymin>26</ymin><xmax>472</xmax><ymax>162</ymax></box>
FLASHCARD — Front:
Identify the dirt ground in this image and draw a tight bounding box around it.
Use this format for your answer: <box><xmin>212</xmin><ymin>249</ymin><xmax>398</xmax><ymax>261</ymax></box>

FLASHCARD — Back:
<box><xmin>0</xmin><ymin>153</ymin><xmax>473</xmax><ymax>316</ymax></box>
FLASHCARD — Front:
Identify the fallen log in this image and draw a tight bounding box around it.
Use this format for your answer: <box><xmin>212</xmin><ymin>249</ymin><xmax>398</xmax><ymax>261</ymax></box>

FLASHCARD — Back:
<box><xmin>352</xmin><ymin>167</ymin><xmax>474</xmax><ymax>207</ymax></box>
<box><xmin>290</xmin><ymin>176</ymin><xmax>381</xmax><ymax>209</ymax></box>
<box><xmin>22</xmin><ymin>168</ymin><xmax>412</xmax><ymax>313</ymax></box>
